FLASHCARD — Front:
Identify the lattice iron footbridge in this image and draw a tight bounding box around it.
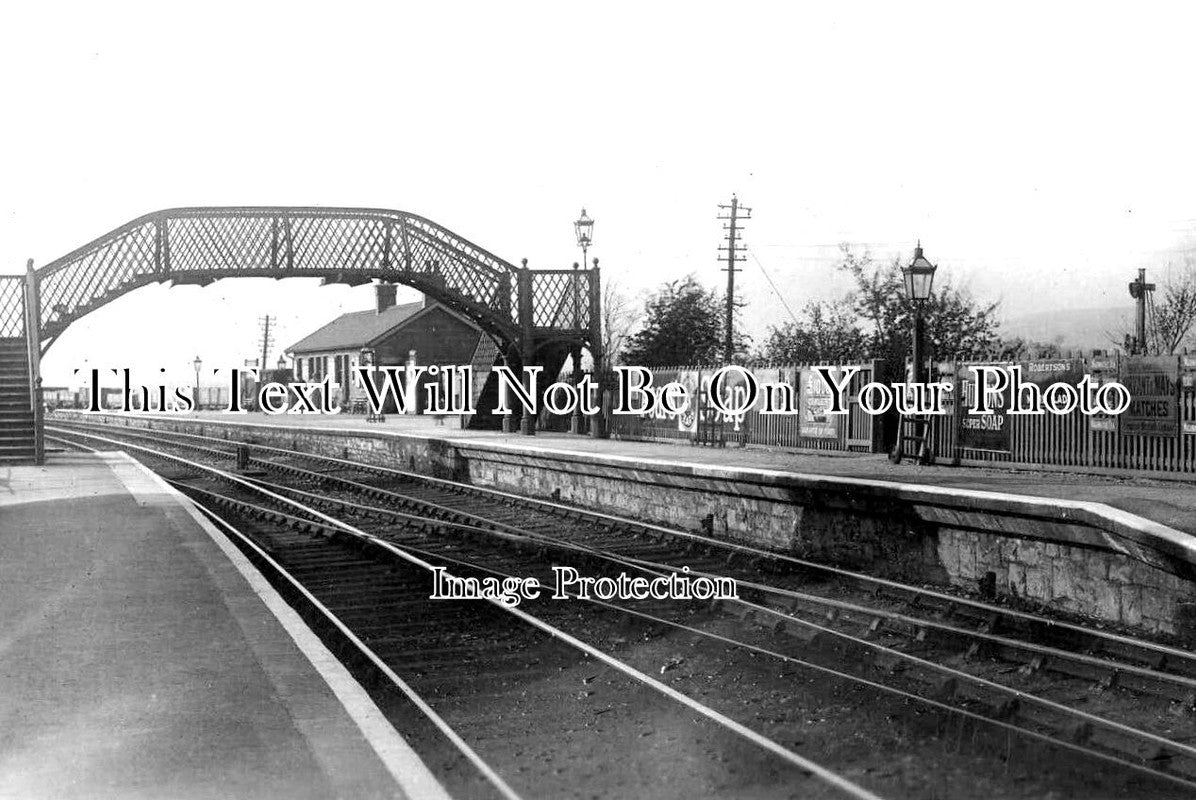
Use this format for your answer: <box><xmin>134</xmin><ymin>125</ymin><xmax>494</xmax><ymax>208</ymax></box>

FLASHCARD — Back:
<box><xmin>0</xmin><ymin>207</ymin><xmax>604</xmax><ymax>464</ymax></box>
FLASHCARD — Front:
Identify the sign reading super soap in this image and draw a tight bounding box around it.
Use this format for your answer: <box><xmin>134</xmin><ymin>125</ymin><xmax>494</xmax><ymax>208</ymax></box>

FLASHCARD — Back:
<box><xmin>957</xmin><ymin>362</ymin><xmax>1012</xmax><ymax>453</ymax></box>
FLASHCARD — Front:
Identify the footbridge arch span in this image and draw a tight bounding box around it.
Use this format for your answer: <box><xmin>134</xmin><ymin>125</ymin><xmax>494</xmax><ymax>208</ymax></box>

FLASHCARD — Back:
<box><xmin>24</xmin><ymin>207</ymin><xmax>600</xmax><ymax>358</ymax></box>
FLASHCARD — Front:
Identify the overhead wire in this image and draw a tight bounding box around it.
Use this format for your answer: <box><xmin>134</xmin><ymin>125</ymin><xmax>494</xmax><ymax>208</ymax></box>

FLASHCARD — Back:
<box><xmin>748</xmin><ymin>250</ymin><xmax>803</xmax><ymax>328</ymax></box>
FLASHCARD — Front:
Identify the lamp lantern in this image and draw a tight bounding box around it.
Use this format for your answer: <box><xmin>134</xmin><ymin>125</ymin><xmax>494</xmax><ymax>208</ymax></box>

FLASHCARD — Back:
<box><xmin>573</xmin><ymin>208</ymin><xmax>594</xmax><ymax>250</ymax></box>
<box><xmin>902</xmin><ymin>241</ymin><xmax>937</xmax><ymax>303</ymax></box>
<box><xmin>192</xmin><ymin>356</ymin><xmax>203</xmax><ymax>411</ymax></box>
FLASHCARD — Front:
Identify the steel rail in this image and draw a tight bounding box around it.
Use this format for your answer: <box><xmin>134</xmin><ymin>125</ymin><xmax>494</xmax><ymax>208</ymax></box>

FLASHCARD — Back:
<box><xmin>105</xmin><ymin>427</ymin><xmax>1196</xmax><ymax>684</ymax></box>
<box><xmin>46</xmin><ymin>434</ymin><xmax>523</xmax><ymax>800</ymax></box>
<box><xmin>55</xmin><ymin>418</ymin><xmax>1196</xmax><ymax>674</ymax></box>
<box><xmin>250</xmin><ymin>477</ymin><xmax>1196</xmax><ymax>779</ymax></box>
<box><xmin>230</xmin><ymin>465</ymin><xmax>1196</xmax><ymax>702</ymax></box>
<box><xmin>193</xmin><ymin>502</ymin><xmax>525</xmax><ymax>800</ymax></box>
<box><xmin>98</xmin><ymin>428</ymin><xmax>1196</xmax><ymax>787</ymax></box>
<box><xmin>327</xmin><ymin>525</ymin><xmax>1196</xmax><ymax>795</ymax></box>
<box><xmin>51</xmin><ymin>420</ymin><xmax>1196</xmax><ymax>700</ymax></box>
<box><xmin>48</xmin><ymin>427</ymin><xmax>887</xmax><ymax>800</ymax></box>
<box><xmin>52</xmin><ymin>420</ymin><xmax>1196</xmax><ymax>703</ymax></box>
<box><xmin>57</xmin><ymin>426</ymin><xmax>1196</xmax><ymax>790</ymax></box>
<box><xmin>160</xmin><ymin>471</ymin><xmax>1196</xmax><ymax>795</ymax></box>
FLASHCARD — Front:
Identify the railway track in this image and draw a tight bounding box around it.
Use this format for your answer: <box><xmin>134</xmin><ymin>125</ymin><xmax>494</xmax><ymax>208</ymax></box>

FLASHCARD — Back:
<box><xmin>48</xmin><ymin>421</ymin><xmax>1196</xmax><ymax>799</ymax></box>
<box><xmin>54</xmin><ymin>429</ymin><xmax>889</xmax><ymax>800</ymax></box>
<box><xmin>50</xmin><ymin>420</ymin><xmax>1196</xmax><ymax>693</ymax></box>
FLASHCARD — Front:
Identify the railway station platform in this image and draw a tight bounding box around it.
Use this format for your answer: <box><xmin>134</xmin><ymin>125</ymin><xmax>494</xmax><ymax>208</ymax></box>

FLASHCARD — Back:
<box><xmin>0</xmin><ymin>451</ymin><xmax>446</xmax><ymax>800</ymax></box>
<box><xmin>132</xmin><ymin>411</ymin><xmax>1196</xmax><ymax>535</ymax></box>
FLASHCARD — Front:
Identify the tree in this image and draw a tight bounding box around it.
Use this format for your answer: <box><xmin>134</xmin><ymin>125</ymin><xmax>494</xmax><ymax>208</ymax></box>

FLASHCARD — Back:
<box><xmin>623</xmin><ymin>275</ymin><xmax>724</xmax><ymax>366</ymax></box>
<box><xmin>1111</xmin><ymin>261</ymin><xmax>1196</xmax><ymax>355</ymax></box>
<box><xmin>835</xmin><ymin>245</ymin><xmax>1002</xmax><ymax>369</ymax></box>
<box><xmin>761</xmin><ymin>300</ymin><xmax>869</xmax><ymax>363</ymax></box>
<box><xmin>600</xmin><ymin>279</ymin><xmax>640</xmax><ymax>366</ymax></box>
<box><xmin>1150</xmin><ymin>262</ymin><xmax>1196</xmax><ymax>354</ymax></box>
<box><xmin>994</xmin><ymin>336</ymin><xmax>1064</xmax><ymax>361</ymax></box>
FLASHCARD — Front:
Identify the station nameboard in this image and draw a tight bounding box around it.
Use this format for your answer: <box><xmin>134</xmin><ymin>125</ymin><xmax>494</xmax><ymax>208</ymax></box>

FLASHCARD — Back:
<box><xmin>1121</xmin><ymin>356</ymin><xmax>1179</xmax><ymax>437</ymax></box>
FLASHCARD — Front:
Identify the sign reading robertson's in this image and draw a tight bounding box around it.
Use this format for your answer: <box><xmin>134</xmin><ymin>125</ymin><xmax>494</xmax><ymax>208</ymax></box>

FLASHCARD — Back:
<box><xmin>956</xmin><ymin>358</ymin><xmax>1090</xmax><ymax>452</ymax></box>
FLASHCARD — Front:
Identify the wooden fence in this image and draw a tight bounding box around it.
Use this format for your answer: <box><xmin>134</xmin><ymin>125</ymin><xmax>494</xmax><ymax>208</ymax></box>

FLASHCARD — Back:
<box><xmin>562</xmin><ymin>361</ymin><xmax>885</xmax><ymax>453</ymax></box>
<box><xmin>550</xmin><ymin>353</ymin><xmax>1196</xmax><ymax>477</ymax></box>
<box><xmin>927</xmin><ymin>353</ymin><xmax>1196</xmax><ymax>474</ymax></box>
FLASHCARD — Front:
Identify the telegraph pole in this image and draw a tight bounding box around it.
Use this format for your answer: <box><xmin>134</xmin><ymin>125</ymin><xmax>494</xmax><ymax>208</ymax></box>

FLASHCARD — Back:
<box><xmin>718</xmin><ymin>195</ymin><xmax>750</xmax><ymax>363</ymax></box>
<box><xmin>259</xmin><ymin>315</ymin><xmax>276</xmax><ymax>370</ymax></box>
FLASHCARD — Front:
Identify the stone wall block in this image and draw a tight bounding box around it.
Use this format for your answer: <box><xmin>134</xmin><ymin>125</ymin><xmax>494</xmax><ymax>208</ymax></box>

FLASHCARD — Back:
<box><xmin>1108</xmin><ymin>560</ymin><xmax>1135</xmax><ymax>585</ymax></box>
<box><xmin>1120</xmin><ymin>586</ymin><xmax>1143</xmax><ymax>626</ymax></box>
<box><xmin>957</xmin><ymin>541</ymin><xmax>977</xmax><ymax>581</ymax></box>
<box><xmin>1025</xmin><ymin>567</ymin><xmax>1049</xmax><ymax>601</ymax></box>
<box><xmin>1005</xmin><ymin>562</ymin><xmax>1027</xmax><ymax>597</ymax></box>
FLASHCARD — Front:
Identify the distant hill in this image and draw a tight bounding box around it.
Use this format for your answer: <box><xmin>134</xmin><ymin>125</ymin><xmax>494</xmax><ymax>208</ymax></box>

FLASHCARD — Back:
<box><xmin>1000</xmin><ymin>306</ymin><xmax>1132</xmax><ymax>351</ymax></box>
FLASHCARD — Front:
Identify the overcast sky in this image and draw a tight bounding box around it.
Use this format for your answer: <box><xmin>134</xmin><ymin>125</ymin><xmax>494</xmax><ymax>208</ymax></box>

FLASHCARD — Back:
<box><xmin>3</xmin><ymin>2</ymin><xmax>1196</xmax><ymax>386</ymax></box>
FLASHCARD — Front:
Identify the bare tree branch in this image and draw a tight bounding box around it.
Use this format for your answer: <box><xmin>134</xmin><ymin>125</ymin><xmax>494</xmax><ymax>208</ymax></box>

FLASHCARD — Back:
<box><xmin>601</xmin><ymin>279</ymin><xmax>641</xmax><ymax>366</ymax></box>
<box><xmin>1150</xmin><ymin>259</ymin><xmax>1196</xmax><ymax>354</ymax></box>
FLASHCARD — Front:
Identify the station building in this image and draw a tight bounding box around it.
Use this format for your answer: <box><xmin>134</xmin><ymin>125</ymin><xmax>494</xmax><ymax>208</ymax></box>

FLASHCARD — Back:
<box><xmin>285</xmin><ymin>283</ymin><xmax>490</xmax><ymax>413</ymax></box>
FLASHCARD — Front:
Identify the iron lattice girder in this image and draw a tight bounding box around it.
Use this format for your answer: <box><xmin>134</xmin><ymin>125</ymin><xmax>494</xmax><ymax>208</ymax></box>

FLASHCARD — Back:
<box><xmin>32</xmin><ymin>207</ymin><xmax>598</xmax><ymax>352</ymax></box>
<box><xmin>0</xmin><ymin>277</ymin><xmax>25</xmax><ymax>338</ymax></box>
<box><xmin>530</xmin><ymin>270</ymin><xmax>592</xmax><ymax>331</ymax></box>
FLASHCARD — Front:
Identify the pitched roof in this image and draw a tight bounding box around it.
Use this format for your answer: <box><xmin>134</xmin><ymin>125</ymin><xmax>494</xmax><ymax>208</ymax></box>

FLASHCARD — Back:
<box><xmin>286</xmin><ymin>300</ymin><xmax>427</xmax><ymax>354</ymax></box>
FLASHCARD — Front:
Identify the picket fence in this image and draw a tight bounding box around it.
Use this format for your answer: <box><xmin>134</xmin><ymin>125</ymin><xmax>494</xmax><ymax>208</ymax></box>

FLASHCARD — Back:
<box><xmin>552</xmin><ymin>361</ymin><xmax>885</xmax><ymax>453</ymax></box>
<box><xmin>927</xmin><ymin>353</ymin><xmax>1196</xmax><ymax>474</ymax></box>
<box><xmin>556</xmin><ymin>351</ymin><xmax>1196</xmax><ymax>476</ymax></box>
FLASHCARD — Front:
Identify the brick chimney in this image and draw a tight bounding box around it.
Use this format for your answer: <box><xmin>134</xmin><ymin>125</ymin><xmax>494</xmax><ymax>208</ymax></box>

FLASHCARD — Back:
<box><xmin>375</xmin><ymin>282</ymin><xmax>396</xmax><ymax>314</ymax></box>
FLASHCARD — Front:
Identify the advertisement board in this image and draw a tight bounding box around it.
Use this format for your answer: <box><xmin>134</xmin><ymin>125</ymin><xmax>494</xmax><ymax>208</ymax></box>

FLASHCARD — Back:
<box><xmin>677</xmin><ymin>369</ymin><xmax>701</xmax><ymax>434</ymax></box>
<box><xmin>798</xmin><ymin>368</ymin><xmax>841</xmax><ymax>439</ymax></box>
<box><xmin>1121</xmin><ymin>356</ymin><xmax>1179</xmax><ymax>436</ymax></box>
<box><xmin>1086</xmin><ymin>355</ymin><xmax>1119</xmax><ymax>433</ymax></box>
<box><xmin>957</xmin><ymin>363</ymin><xmax>1012</xmax><ymax>452</ymax></box>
